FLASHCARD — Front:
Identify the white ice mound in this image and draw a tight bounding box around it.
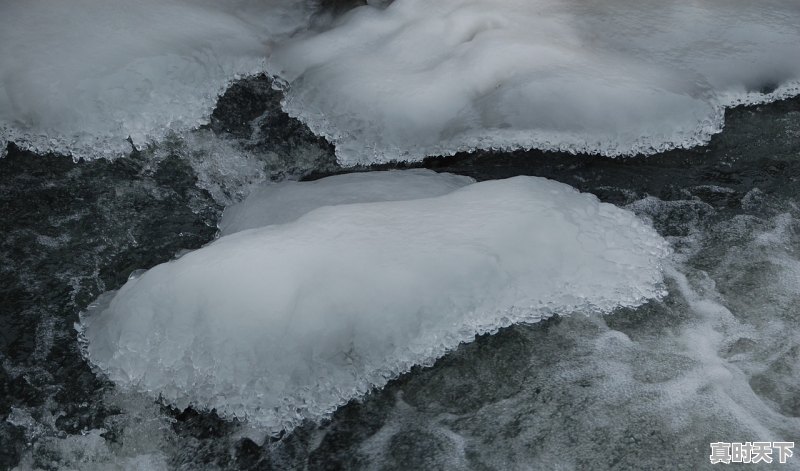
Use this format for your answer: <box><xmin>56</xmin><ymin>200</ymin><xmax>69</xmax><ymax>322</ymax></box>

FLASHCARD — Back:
<box><xmin>0</xmin><ymin>0</ymin><xmax>316</xmax><ymax>159</ymax></box>
<box><xmin>219</xmin><ymin>169</ymin><xmax>474</xmax><ymax>235</ymax></box>
<box><xmin>269</xmin><ymin>0</ymin><xmax>800</xmax><ymax>164</ymax></box>
<box><xmin>79</xmin><ymin>175</ymin><xmax>669</xmax><ymax>434</ymax></box>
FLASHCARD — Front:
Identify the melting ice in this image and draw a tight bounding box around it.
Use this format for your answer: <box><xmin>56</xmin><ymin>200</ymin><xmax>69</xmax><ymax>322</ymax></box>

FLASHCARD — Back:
<box><xmin>79</xmin><ymin>173</ymin><xmax>669</xmax><ymax>434</ymax></box>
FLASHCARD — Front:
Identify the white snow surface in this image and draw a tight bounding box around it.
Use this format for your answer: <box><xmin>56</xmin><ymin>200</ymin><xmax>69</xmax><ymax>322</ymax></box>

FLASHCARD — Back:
<box><xmin>0</xmin><ymin>0</ymin><xmax>317</xmax><ymax>159</ymax></box>
<box><xmin>269</xmin><ymin>0</ymin><xmax>800</xmax><ymax>163</ymax></box>
<box><xmin>4</xmin><ymin>0</ymin><xmax>799</xmax><ymax>162</ymax></box>
<box><xmin>79</xmin><ymin>175</ymin><xmax>669</xmax><ymax>434</ymax></box>
<box><xmin>219</xmin><ymin>169</ymin><xmax>475</xmax><ymax>235</ymax></box>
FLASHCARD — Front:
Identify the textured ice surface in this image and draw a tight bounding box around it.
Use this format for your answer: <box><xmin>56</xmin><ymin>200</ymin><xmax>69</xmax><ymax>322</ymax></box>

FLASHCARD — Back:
<box><xmin>5</xmin><ymin>0</ymin><xmax>799</xmax><ymax>163</ymax></box>
<box><xmin>0</xmin><ymin>0</ymin><xmax>316</xmax><ymax>159</ymax></box>
<box><xmin>79</xmin><ymin>175</ymin><xmax>668</xmax><ymax>434</ymax></box>
<box><xmin>283</xmin><ymin>185</ymin><xmax>800</xmax><ymax>469</ymax></box>
<box><xmin>219</xmin><ymin>169</ymin><xmax>474</xmax><ymax>235</ymax></box>
<box><xmin>270</xmin><ymin>0</ymin><xmax>800</xmax><ymax>163</ymax></box>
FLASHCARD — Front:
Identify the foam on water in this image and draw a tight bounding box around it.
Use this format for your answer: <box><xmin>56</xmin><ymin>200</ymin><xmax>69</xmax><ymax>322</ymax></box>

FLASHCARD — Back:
<box><xmin>0</xmin><ymin>0</ymin><xmax>317</xmax><ymax>160</ymax></box>
<box><xmin>218</xmin><ymin>169</ymin><xmax>475</xmax><ymax>235</ymax></box>
<box><xmin>78</xmin><ymin>175</ymin><xmax>668</xmax><ymax>434</ymax></box>
<box><xmin>269</xmin><ymin>0</ymin><xmax>800</xmax><ymax>164</ymax></box>
<box><xmin>9</xmin><ymin>392</ymin><xmax>173</xmax><ymax>471</ymax></box>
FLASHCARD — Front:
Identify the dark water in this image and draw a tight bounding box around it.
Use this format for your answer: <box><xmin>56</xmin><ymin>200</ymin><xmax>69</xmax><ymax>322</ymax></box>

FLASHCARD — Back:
<box><xmin>1</xmin><ymin>77</ymin><xmax>798</xmax><ymax>470</ymax></box>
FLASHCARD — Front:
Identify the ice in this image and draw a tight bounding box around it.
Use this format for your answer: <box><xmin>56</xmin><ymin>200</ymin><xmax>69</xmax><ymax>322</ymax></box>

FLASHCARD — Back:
<box><xmin>219</xmin><ymin>169</ymin><xmax>475</xmax><ymax>235</ymax></box>
<box><xmin>269</xmin><ymin>0</ymin><xmax>800</xmax><ymax>164</ymax></box>
<box><xmin>0</xmin><ymin>0</ymin><xmax>318</xmax><ymax>160</ymax></box>
<box><xmin>5</xmin><ymin>0</ymin><xmax>798</xmax><ymax>162</ymax></box>
<box><xmin>336</xmin><ymin>199</ymin><xmax>800</xmax><ymax>470</ymax></box>
<box><xmin>79</xmin><ymin>175</ymin><xmax>668</xmax><ymax>434</ymax></box>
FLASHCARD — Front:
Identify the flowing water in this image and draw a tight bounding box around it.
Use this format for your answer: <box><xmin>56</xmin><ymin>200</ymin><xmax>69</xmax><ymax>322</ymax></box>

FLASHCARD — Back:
<box><xmin>2</xmin><ymin>1</ymin><xmax>800</xmax><ymax>470</ymax></box>
<box><xmin>1</xmin><ymin>73</ymin><xmax>798</xmax><ymax>469</ymax></box>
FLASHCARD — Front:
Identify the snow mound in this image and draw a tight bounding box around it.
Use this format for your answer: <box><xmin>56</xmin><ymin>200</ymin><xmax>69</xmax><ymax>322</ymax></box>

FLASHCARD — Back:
<box><xmin>219</xmin><ymin>169</ymin><xmax>475</xmax><ymax>235</ymax></box>
<box><xmin>79</xmin><ymin>175</ymin><xmax>669</xmax><ymax>434</ymax></box>
<box><xmin>269</xmin><ymin>0</ymin><xmax>800</xmax><ymax>164</ymax></box>
<box><xmin>0</xmin><ymin>0</ymin><xmax>317</xmax><ymax>159</ymax></box>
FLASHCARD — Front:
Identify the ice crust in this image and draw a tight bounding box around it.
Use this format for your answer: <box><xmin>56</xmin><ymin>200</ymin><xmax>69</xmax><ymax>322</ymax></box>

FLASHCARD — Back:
<box><xmin>270</xmin><ymin>0</ymin><xmax>800</xmax><ymax>164</ymax></box>
<box><xmin>0</xmin><ymin>0</ymin><xmax>317</xmax><ymax>159</ymax></box>
<box><xmin>4</xmin><ymin>0</ymin><xmax>799</xmax><ymax>162</ymax></box>
<box><xmin>79</xmin><ymin>175</ymin><xmax>669</xmax><ymax>433</ymax></box>
<box><xmin>219</xmin><ymin>169</ymin><xmax>475</xmax><ymax>235</ymax></box>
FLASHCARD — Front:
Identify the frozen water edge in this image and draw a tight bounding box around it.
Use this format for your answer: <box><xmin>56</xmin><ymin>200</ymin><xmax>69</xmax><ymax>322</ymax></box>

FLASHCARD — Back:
<box><xmin>270</xmin><ymin>0</ymin><xmax>800</xmax><ymax>164</ymax></box>
<box><xmin>0</xmin><ymin>0</ymin><xmax>320</xmax><ymax>161</ymax></box>
<box><xmin>303</xmin><ymin>190</ymin><xmax>800</xmax><ymax>469</ymax></box>
<box><xmin>3</xmin><ymin>0</ymin><xmax>800</xmax><ymax>163</ymax></box>
<box><xmin>3</xmin><ymin>95</ymin><xmax>799</xmax><ymax>468</ymax></box>
<box><xmin>280</xmin><ymin>80</ymin><xmax>800</xmax><ymax>164</ymax></box>
<box><xmin>78</xmin><ymin>175</ymin><xmax>669</xmax><ymax>435</ymax></box>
